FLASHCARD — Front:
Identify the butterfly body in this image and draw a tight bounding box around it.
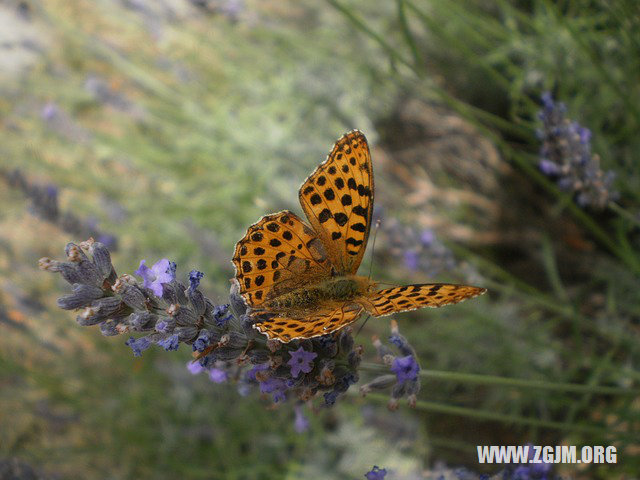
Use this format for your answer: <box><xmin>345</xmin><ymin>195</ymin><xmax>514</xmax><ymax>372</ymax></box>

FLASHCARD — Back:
<box><xmin>260</xmin><ymin>275</ymin><xmax>372</xmax><ymax>311</ymax></box>
<box><xmin>232</xmin><ymin>130</ymin><xmax>486</xmax><ymax>342</ymax></box>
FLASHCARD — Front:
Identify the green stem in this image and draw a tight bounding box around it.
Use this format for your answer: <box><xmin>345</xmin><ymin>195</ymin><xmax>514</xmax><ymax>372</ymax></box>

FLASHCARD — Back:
<box><xmin>609</xmin><ymin>202</ymin><xmax>640</xmax><ymax>228</ymax></box>
<box><xmin>361</xmin><ymin>392</ymin><xmax>611</xmax><ymax>436</ymax></box>
<box><xmin>540</xmin><ymin>235</ymin><xmax>569</xmax><ymax>302</ymax></box>
<box><xmin>360</xmin><ymin>363</ymin><xmax>638</xmax><ymax>396</ymax></box>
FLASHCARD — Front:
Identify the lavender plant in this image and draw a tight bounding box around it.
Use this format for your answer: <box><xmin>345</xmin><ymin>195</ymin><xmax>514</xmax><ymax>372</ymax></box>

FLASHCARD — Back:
<box><xmin>537</xmin><ymin>92</ymin><xmax>618</xmax><ymax>209</ymax></box>
<box><xmin>39</xmin><ymin>239</ymin><xmax>422</xmax><ymax>414</ymax></box>
<box><xmin>2</xmin><ymin>168</ymin><xmax>118</xmax><ymax>250</ymax></box>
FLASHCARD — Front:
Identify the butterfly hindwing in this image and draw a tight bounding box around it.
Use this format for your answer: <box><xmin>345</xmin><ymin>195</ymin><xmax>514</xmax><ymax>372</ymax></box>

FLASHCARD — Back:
<box><xmin>298</xmin><ymin>130</ymin><xmax>374</xmax><ymax>276</ymax></box>
<box><xmin>254</xmin><ymin>302</ymin><xmax>364</xmax><ymax>342</ymax></box>
<box><xmin>232</xmin><ymin>210</ymin><xmax>332</xmax><ymax>307</ymax></box>
<box><xmin>364</xmin><ymin>284</ymin><xmax>486</xmax><ymax>317</ymax></box>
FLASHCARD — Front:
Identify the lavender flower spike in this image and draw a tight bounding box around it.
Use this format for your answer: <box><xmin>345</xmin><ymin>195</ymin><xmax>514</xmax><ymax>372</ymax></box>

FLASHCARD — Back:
<box><xmin>537</xmin><ymin>92</ymin><xmax>618</xmax><ymax>209</ymax></box>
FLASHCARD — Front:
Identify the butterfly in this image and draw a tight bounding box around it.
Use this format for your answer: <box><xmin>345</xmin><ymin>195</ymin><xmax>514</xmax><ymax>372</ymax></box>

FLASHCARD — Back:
<box><xmin>232</xmin><ymin>130</ymin><xmax>486</xmax><ymax>342</ymax></box>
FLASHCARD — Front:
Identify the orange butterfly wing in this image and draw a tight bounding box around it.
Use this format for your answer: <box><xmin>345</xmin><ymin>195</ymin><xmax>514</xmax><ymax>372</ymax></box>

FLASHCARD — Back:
<box><xmin>232</xmin><ymin>211</ymin><xmax>332</xmax><ymax>307</ymax></box>
<box><xmin>363</xmin><ymin>284</ymin><xmax>487</xmax><ymax>317</ymax></box>
<box><xmin>253</xmin><ymin>302</ymin><xmax>364</xmax><ymax>342</ymax></box>
<box><xmin>298</xmin><ymin>130</ymin><xmax>373</xmax><ymax>275</ymax></box>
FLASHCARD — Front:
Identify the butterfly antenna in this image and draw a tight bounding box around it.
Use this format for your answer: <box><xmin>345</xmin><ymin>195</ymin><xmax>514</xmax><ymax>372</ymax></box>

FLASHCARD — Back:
<box><xmin>355</xmin><ymin>314</ymin><xmax>372</xmax><ymax>338</ymax></box>
<box><xmin>368</xmin><ymin>219</ymin><xmax>381</xmax><ymax>281</ymax></box>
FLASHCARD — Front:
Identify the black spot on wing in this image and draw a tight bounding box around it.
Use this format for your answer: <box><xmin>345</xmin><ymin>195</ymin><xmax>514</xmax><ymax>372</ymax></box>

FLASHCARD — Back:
<box><xmin>318</xmin><ymin>208</ymin><xmax>331</xmax><ymax>223</ymax></box>
<box><xmin>334</xmin><ymin>212</ymin><xmax>348</xmax><ymax>226</ymax></box>
<box><xmin>352</xmin><ymin>205</ymin><xmax>368</xmax><ymax>217</ymax></box>
<box><xmin>324</xmin><ymin>188</ymin><xmax>335</xmax><ymax>200</ymax></box>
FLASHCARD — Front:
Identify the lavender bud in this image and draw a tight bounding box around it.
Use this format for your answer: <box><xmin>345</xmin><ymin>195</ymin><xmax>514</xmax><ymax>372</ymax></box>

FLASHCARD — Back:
<box><xmin>119</xmin><ymin>284</ymin><xmax>147</xmax><ymax>310</ymax></box>
<box><xmin>174</xmin><ymin>305</ymin><xmax>198</xmax><ymax>327</ymax></box>
<box><xmin>339</xmin><ymin>329</ymin><xmax>354</xmax><ymax>352</ymax></box>
<box><xmin>229</xmin><ymin>283</ymin><xmax>247</xmax><ymax>318</ymax></box>
<box><xmin>56</xmin><ymin>284</ymin><xmax>104</xmax><ymax>310</ymax></box>
<box><xmin>359</xmin><ymin>375</ymin><xmax>396</xmax><ymax>395</ymax></box>
<box><xmin>76</xmin><ymin>307</ymin><xmax>103</xmax><ymax>326</ymax></box>
<box><xmin>216</xmin><ymin>347</ymin><xmax>246</xmax><ymax>361</ymax></box>
<box><xmin>89</xmin><ymin>296</ymin><xmax>125</xmax><ymax>320</ymax></box>
<box><xmin>88</xmin><ymin>241</ymin><xmax>116</xmax><ymax>281</ymax></box>
<box><xmin>175</xmin><ymin>325</ymin><xmax>198</xmax><ymax>342</ymax></box>
<box><xmin>188</xmin><ymin>288</ymin><xmax>206</xmax><ymax>316</ymax></box>
<box><xmin>389</xmin><ymin>333</ymin><xmax>414</xmax><ymax>357</ymax></box>
<box><xmin>129</xmin><ymin>312</ymin><xmax>158</xmax><ymax>331</ymax></box>
<box><xmin>65</xmin><ymin>243</ymin><xmax>88</xmax><ymax>262</ymax></box>
<box><xmin>57</xmin><ymin>262</ymin><xmax>86</xmax><ymax>285</ymax></box>
<box><xmin>100</xmin><ymin>320</ymin><xmax>121</xmax><ymax>336</ymax></box>
<box><xmin>248</xmin><ymin>349</ymin><xmax>270</xmax><ymax>364</ymax></box>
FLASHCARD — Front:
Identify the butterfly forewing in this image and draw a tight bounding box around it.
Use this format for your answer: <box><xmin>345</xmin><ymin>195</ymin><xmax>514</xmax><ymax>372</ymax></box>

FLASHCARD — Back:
<box><xmin>364</xmin><ymin>284</ymin><xmax>486</xmax><ymax>317</ymax></box>
<box><xmin>232</xmin><ymin>210</ymin><xmax>332</xmax><ymax>307</ymax></box>
<box><xmin>298</xmin><ymin>130</ymin><xmax>374</xmax><ymax>275</ymax></box>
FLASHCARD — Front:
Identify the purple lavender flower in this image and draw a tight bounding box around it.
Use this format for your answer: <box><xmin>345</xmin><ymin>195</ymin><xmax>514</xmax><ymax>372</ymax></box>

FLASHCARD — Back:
<box><xmin>41</xmin><ymin>102</ymin><xmax>59</xmax><ymax>121</ymax></box>
<box><xmin>209</xmin><ymin>368</ymin><xmax>228</xmax><ymax>383</ymax></box>
<box><xmin>260</xmin><ymin>377</ymin><xmax>289</xmax><ymax>403</ymax></box>
<box><xmin>246</xmin><ymin>362</ymin><xmax>270</xmax><ymax>381</ymax></box>
<box><xmin>157</xmin><ymin>333</ymin><xmax>179</xmax><ymax>351</ymax></box>
<box><xmin>323</xmin><ymin>390</ymin><xmax>340</xmax><ymax>406</ymax></box>
<box><xmin>403</xmin><ymin>250</ymin><xmax>419</xmax><ymax>271</ymax></box>
<box><xmin>189</xmin><ymin>270</ymin><xmax>204</xmax><ymax>291</ymax></box>
<box><xmin>135</xmin><ymin>259</ymin><xmax>174</xmax><ymax>297</ymax></box>
<box><xmin>213</xmin><ymin>304</ymin><xmax>232</xmax><ymax>327</ymax></box>
<box><xmin>391</xmin><ymin>355</ymin><xmax>419</xmax><ymax>383</ymax></box>
<box><xmin>193</xmin><ymin>330</ymin><xmax>211</xmax><ymax>352</ymax></box>
<box><xmin>537</xmin><ymin>92</ymin><xmax>618</xmax><ymax>209</ymax></box>
<box><xmin>287</xmin><ymin>347</ymin><xmax>317</xmax><ymax>378</ymax></box>
<box><xmin>293</xmin><ymin>404</ymin><xmax>310</xmax><ymax>433</ymax></box>
<box><xmin>365</xmin><ymin>466</ymin><xmax>387</xmax><ymax>480</ymax></box>
<box><xmin>188</xmin><ymin>361</ymin><xmax>204</xmax><ymax>374</ymax></box>
<box><xmin>420</xmin><ymin>229</ymin><xmax>435</xmax><ymax>246</ymax></box>
<box><xmin>125</xmin><ymin>336</ymin><xmax>152</xmax><ymax>357</ymax></box>
<box><xmin>156</xmin><ymin>320</ymin><xmax>170</xmax><ymax>333</ymax></box>
<box><xmin>538</xmin><ymin>159</ymin><xmax>560</xmax><ymax>176</ymax></box>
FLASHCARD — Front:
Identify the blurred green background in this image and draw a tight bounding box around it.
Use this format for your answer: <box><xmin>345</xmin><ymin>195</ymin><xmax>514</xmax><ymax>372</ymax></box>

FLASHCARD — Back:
<box><xmin>1</xmin><ymin>0</ymin><xmax>638</xmax><ymax>478</ymax></box>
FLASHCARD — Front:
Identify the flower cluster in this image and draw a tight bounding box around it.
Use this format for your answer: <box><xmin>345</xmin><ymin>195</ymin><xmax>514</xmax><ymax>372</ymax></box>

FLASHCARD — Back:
<box><xmin>360</xmin><ymin>320</ymin><xmax>421</xmax><ymax>410</ymax></box>
<box><xmin>537</xmin><ymin>92</ymin><xmax>618</xmax><ymax>209</ymax></box>
<box><xmin>2</xmin><ymin>168</ymin><xmax>118</xmax><ymax>250</ymax></box>
<box><xmin>39</xmin><ymin>239</ymin><xmax>363</xmax><ymax>412</ymax></box>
